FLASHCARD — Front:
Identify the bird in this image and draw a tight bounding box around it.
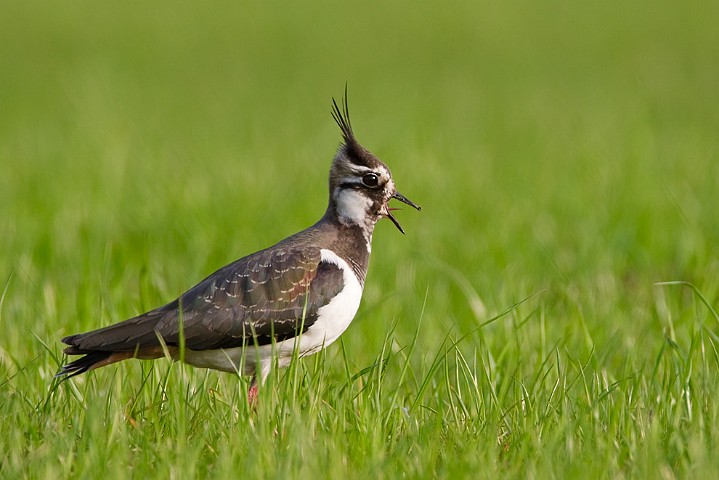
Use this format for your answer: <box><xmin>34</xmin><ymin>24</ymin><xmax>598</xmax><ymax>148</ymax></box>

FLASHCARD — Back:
<box><xmin>56</xmin><ymin>92</ymin><xmax>421</xmax><ymax>402</ymax></box>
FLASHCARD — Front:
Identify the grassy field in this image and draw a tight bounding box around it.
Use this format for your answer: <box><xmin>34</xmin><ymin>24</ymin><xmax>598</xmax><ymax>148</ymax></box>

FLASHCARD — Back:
<box><xmin>2</xmin><ymin>0</ymin><xmax>719</xmax><ymax>478</ymax></box>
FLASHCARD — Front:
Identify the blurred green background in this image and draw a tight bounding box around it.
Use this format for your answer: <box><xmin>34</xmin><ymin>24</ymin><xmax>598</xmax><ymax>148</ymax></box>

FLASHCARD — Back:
<box><xmin>2</xmin><ymin>0</ymin><xmax>716</xmax><ymax>333</ymax></box>
<box><xmin>2</xmin><ymin>0</ymin><xmax>719</xmax><ymax>477</ymax></box>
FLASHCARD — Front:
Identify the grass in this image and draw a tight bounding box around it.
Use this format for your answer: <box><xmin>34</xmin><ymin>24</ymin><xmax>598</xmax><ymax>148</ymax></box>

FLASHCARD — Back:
<box><xmin>2</xmin><ymin>0</ymin><xmax>719</xmax><ymax>477</ymax></box>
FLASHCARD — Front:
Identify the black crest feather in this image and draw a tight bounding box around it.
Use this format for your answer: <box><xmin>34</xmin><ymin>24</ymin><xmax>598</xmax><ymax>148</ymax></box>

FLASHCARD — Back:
<box><xmin>331</xmin><ymin>87</ymin><xmax>357</xmax><ymax>148</ymax></box>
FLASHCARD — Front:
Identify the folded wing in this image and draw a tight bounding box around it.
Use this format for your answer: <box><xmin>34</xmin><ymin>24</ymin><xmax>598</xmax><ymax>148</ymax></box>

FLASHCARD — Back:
<box><xmin>58</xmin><ymin>245</ymin><xmax>345</xmax><ymax>376</ymax></box>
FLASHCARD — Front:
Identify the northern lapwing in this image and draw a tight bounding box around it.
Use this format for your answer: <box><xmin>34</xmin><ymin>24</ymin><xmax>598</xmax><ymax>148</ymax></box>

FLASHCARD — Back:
<box><xmin>56</xmin><ymin>93</ymin><xmax>420</xmax><ymax>402</ymax></box>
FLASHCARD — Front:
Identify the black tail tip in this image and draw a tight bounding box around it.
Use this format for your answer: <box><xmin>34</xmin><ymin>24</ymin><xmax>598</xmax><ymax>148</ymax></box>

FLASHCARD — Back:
<box><xmin>55</xmin><ymin>351</ymin><xmax>111</xmax><ymax>379</ymax></box>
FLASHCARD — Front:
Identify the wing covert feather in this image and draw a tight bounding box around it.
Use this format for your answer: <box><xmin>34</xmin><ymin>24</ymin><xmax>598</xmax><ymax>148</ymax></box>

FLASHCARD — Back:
<box><xmin>67</xmin><ymin>246</ymin><xmax>347</xmax><ymax>353</ymax></box>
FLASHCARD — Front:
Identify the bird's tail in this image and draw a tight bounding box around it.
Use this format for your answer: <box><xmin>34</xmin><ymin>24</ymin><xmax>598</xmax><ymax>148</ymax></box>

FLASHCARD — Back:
<box><xmin>55</xmin><ymin>351</ymin><xmax>116</xmax><ymax>379</ymax></box>
<box><xmin>56</xmin><ymin>313</ymin><xmax>172</xmax><ymax>379</ymax></box>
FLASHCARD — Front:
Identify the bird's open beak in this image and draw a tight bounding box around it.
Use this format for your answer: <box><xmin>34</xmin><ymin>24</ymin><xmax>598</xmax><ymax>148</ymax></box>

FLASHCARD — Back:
<box><xmin>386</xmin><ymin>192</ymin><xmax>421</xmax><ymax>234</ymax></box>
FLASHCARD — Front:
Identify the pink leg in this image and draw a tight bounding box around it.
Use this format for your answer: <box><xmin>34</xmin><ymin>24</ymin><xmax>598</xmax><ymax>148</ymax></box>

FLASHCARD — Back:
<box><xmin>248</xmin><ymin>382</ymin><xmax>259</xmax><ymax>406</ymax></box>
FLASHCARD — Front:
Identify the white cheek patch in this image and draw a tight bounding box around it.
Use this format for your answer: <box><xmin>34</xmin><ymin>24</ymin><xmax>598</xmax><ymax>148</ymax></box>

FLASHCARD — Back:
<box><xmin>335</xmin><ymin>188</ymin><xmax>372</xmax><ymax>224</ymax></box>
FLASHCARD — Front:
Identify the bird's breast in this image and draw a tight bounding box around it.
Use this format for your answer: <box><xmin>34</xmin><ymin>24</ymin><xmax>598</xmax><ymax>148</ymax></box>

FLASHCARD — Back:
<box><xmin>293</xmin><ymin>248</ymin><xmax>363</xmax><ymax>355</ymax></box>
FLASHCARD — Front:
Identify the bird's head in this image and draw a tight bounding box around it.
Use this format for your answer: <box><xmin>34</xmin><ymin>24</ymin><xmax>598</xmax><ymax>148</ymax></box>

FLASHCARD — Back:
<box><xmin>327</xmin><ymin>93</ymin><xmax>421</xmax><ymax>237</ymax></box>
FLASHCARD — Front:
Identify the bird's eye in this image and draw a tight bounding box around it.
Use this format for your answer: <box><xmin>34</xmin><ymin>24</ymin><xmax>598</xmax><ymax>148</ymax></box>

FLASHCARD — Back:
<box><xmin>362</xmin><ymin>173</ymin><xmax>379</xmax><ymax>188</ymax></box>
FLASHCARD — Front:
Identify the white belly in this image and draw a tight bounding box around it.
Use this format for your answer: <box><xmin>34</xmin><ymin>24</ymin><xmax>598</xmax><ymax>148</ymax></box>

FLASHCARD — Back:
<box><xmin>182</xmin><ymin>248</ymin><xmax>364</xmax><ymax>382</ymax></box>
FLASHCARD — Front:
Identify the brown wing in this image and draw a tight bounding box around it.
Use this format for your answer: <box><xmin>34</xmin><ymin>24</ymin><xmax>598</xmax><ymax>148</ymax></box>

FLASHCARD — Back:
<box><xmin>62</xmin><ymin>246</ymin><xmax>346</xmax><ymax>355</ymax></box>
